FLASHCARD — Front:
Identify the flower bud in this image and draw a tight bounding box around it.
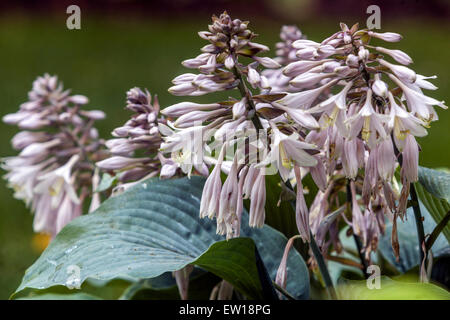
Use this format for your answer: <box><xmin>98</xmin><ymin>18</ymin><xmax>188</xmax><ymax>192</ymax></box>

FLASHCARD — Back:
<box><xmin>375</xmin><ymin>46</ymin><xmax>412</xmax><ymax>65</ymax></box>
<box><xmin>253</xmin><ymin>56</ymin><xmax>281</xmax><ymax>69</ymax></box>
<box><xmin>372</xmin><ymin>77</ymin><xmax>389</xmax><ymax>98</ymax></box>
<box><xmin>368</xmin><ymin>31</ymin><xmax>402</xmax><ymax>42</ymax></box>
<box><xmin>358</xmin><ymin>47</ymin><xmax>369</xmax><ymax>61</ymax></box>
<box><xmin>232</xmin><ymin>98</ymin><xmax>247</xmax><ymax>119</ymax></box>
<box><xmin>379</xmin><ymin>59</ymin><xmax>416</xmax><ymax>83</ymax></box>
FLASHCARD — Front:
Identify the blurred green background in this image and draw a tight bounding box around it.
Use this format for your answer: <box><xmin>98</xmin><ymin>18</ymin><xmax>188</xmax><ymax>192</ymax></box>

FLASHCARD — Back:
<box><xmin>0</xmin><ymin>0</ymin><xmax>449</xmax><ymax>299</ymax></box>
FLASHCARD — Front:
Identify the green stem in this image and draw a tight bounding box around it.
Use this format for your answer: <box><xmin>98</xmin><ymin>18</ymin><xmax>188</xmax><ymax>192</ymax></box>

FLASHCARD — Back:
<box><xmin>272</xmin><ymin>281</ymin><xmax>297</xmax><ymax>300</ymax></box>
<box><xmin>286</xmin><ymin>181</ymin><xmax>337</xmax><ymax>300</ymax></box>
<box><xmin>233</xmin><ymin>58</ymin><xmax>337</xmax><ymax>299</ymax></box>
<box><xmin>309</xmin><ymin>231</ymin><xmax>338</xmax><ymax>300</ymax></box>
<box><xmin>410</xmin><ymin>183</ymin><xmax>426</xmax><ymax>264</ymax></box>
<box><xmin>232</xmin><ymin>66</ymin><xmax>264</xmax><ymax>131</ymax></box>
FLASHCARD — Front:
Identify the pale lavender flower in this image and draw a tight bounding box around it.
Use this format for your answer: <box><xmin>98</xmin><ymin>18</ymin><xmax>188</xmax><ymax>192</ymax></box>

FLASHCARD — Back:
<box><xmin>294</xmin><ymin>166</ymin><xmax>310</xmax><ymax>242</ymax></box>
<box><xmin>367</xmin><ymin>31</ymin><xmax>402</xmax><ymax>42</ymax></box>
<box><xmin>262</xmin><ymin>26</ymin><xmax>307</xmax><ymax>92</ymax></box>
<box><xmin>275</xmin><ymin>235</ymin><xmax>300</xmax><ymax>293</ymax></box>
<box><xmin>173</xmin><ymin>265</ymin><xmax>194</xmax><ymax>300</ymax></box>
<box><xmin>374</xmin><ymin>46</ymin><xmax>412</xmax><ymax>65</ymax></box>
<box><xmin>97</xmin><ymin>87</ymin><xmax>167</xmax><ymax>186</ymax></box>
<box><xmin>248</xmin><ymin>167</ymin><xmax>266</xmax><ymax>228</ymax></box>
<box><xmin>275</xmin><ymin>22</ymin><xmax>446</xmax><ymax>258</ymax></box>
<box><xmin>2</xmin><ymin>74</ymin><xmax>106</xmax><ymax>237</ymax></box>
<box><xmin>164</xmin><ymin>12</ymin><xmax>322</xmax><ymax>238</ymax></box>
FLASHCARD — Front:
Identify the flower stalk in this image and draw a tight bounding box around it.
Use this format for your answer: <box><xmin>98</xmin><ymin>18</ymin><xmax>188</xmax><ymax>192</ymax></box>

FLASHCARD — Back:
<box><xmin>309</xmin><ymin>230</ymin><xmax>337</xmax><ymax>300</ymax></box>
<box><xmin>410</xmin><ymin>183</ymin><xmax>426</xmax><ymax>265</ymax></box>
<box><xmin>232</xmin><ymin>66</ymin><xmax>264</xmax><ymax>131</ymax></box>
<box><xmin>346</xmin><ymin>180</ymin><xmax>369</xmax><ymax>279</ymax></box>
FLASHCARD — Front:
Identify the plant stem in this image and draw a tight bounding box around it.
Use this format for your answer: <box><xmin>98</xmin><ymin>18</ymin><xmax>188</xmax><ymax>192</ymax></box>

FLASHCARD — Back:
<box><xmin>410</xmin><ymin>183</ymin><xmax>426</xmax><ymax>264</ymax></box>
<box><xmin>392</xmin><ymin>137</ymin><xmax>427</xmax><ymax>273</ymax></box>
<box><xmin>352</xmin><ymin>234</ymin><xmax>369</xmax><ymax>279</ymax></box>
<box><xmin>272</xmin><ymin>281</ymin><xmax>297</xmax><ymax>300</ymax></box>
<box><xmin>285</xmin><ymin>181</ymin><xmax>337</xmax><ymax>300</ymax></box>
<box><xmin>346</xmin><ymin>180</ymin><xmax>369</xmax><ymax>279</ymax></box>
<box><xmin>309</xmin><ymin>231</ymin><xmax>338</xmax><ymax>300</ymax></box>
<box><xmin>232</xmin><ymin>66</ymin><xmax>264</xmax><ymax>131</ymax></box>
<box><xmin>233</xmin><ymin>59</ymin><xmax>338</xmax><ymax>299</ymax></box>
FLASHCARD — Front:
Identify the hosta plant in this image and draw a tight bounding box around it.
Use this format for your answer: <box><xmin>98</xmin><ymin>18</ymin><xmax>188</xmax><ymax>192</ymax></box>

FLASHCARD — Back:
<box><xmin>3</xmin><ymin>12</ymin><xmax>450</xmax><ymax>300</ymax></box>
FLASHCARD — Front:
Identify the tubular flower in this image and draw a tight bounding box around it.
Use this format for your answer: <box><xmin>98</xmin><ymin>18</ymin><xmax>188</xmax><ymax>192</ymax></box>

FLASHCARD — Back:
<box><xmin>275</xmin><ymin>22</ymin><xmax>446</xmax><ymax>258</ymax></box>
<box><xmin>2</xmin><ymin>74</ymin><xmax>106</xmax><ymax>237</ymax></box>
<box><xmin>162</xmin><ymin>12</ymin><xmax>320</xmax><ymax>239</ymax></box>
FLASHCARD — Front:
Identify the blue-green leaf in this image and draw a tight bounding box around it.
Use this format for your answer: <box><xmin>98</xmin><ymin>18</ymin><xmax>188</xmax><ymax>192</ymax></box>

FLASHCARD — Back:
<box><xmin>15</xmin><ymin>177</ymin><xmax>309</xmax><ymax>299</ymax></box>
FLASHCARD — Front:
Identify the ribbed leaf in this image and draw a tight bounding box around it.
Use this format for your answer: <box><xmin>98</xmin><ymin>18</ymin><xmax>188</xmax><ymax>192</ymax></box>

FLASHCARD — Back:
<box><xmin>15</xmin><ymin>176</ymin><xmax>309</xmax><ymax>299</ymax></box>
<box><xmin>417</xmin><ymin>166</ymin><xmax>450</xmax><ymax>242</ymax></box>
<box><xmin>415</xmin><ymin>168</ymin><xmax>450</xmax><ymax>243</ymax></box>
<box><xmin>418</xmin><ymin>166</ymin><xmax>450</xmax><ymax>202</ymax></box>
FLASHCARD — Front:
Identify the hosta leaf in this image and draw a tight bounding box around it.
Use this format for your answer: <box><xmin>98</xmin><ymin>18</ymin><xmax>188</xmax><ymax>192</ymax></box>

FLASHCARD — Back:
<box><xmin>17</xmin><ymin>292</ymin><xmax>102</xmax><ymax>300</ymax></box>
<box><xmin>15</xmin><ymin>176</ymin><xmax>309</xmax><ymax>300</ymax></box>
<box><xmin>261</xmin><ymin>174</ymin><xmax>318</xmax><ymax>240</ymax></box>
<box><xmin>337</xmin><ymin>276</ymin><xmax>450</xmax><ymax>300</ymax></box>
<box><xmin>415</xmin><ymin>168</ymin><xmax>450</xmax><ymax>243</ymax></box>
<box><xmin>262</xmin><ymin>175</ymin><xmax>298</xmax><ymax>239</ymax></box>
<box><xmin>418</xmin><ymin>166</ymin><xmax>450</xmax><ymax>203</ymax></box>
<box><xmin>96</xmin><ymin>172</ymin><xmax>118</xmax><ymax>192</ymax></box>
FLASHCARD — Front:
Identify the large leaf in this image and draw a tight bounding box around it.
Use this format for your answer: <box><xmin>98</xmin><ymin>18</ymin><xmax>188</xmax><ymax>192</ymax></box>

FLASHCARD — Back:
<box><xmin>418</xmin><ymin>166</ymin><xmax>450</xmax><ymax>202</ymax></box>
<box><xmin>337</xmin><ymin>276</ymin><xmax>450</xmax><ymax>300</ymax></box>
<box><xmin>17</xmin><ymin>292</ymin><xmax>102</xmax><ymax>300</ymax></box>
<box><xmin>415</xmin><ymin>167</ymin><xmax>450</xmax><ymax>242</ymax></box>
<box><xmin>15</xmin><ymin>176</ymin><xmax>309</xmax><ymax>299</ymax></box>
<box><xmin>378</xmin><ymin>201</ymin><xmax>448</xmax><ymax>273</ymax></box>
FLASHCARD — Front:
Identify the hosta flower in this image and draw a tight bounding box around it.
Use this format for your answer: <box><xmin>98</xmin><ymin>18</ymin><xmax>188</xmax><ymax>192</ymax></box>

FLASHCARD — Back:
<box><xmin>262</xmin><ymin>25</ymin><xmax>306</xmax><ymax>93</ymax></box>
<box><xmin>275</xmin><ymin>22</ymin><xmax>447</xmax><ymax>258</ymax></box>
<box><xmin>96</xmin><ymin>87</ymin><xmax>169</xmax><ymax>190</ymax></box>
<box><xmin>163</xmin><ymin>12</ymin><xmax>321</xmax><ymax>240</ymax></box>
<box><xmin>260</xmin><ymin>123</ymin><xmax>317</xmax><ymax>182</ymax></box>
<box><xmin>2</xmin><ymin>74</ymin><xmax>106</xmax><ymax>237</ymax></box>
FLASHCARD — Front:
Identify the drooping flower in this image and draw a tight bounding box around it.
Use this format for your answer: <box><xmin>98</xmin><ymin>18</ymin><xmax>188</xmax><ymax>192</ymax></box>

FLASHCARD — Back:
<box><xmin>162</xmin><ymin>12</ymin><xmax>321</xmax><ymax>239</ymax></box>
<box><xmin>274</xmin><ymin>21</ymin><xmax>447</xmax><ymax>258</ymax></box>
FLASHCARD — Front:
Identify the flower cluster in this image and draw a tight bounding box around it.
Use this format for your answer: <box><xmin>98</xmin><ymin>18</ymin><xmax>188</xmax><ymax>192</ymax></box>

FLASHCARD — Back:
<box><xmin>275</xmin><ymin>23</ymin><xmax>447</xmax><ymax>258</ymax></box>
<box><xmin>162</xmin><ymin>12</ymin><xmax>323</xmax><ymax>241</ymax></box>
<box><xmin>262</xmin><ymin>25</ymin><xmax>306</xmax><ymax>93</ymax></box>
<box><xmin>2</xmin><ymin>74</ymin><xmax>106</xmax><ymax>237</ymax></box>
<box><xmin>96</xmin><ymin>88</ymin><xmax>173</xmax><ymax>191</ymax></box>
